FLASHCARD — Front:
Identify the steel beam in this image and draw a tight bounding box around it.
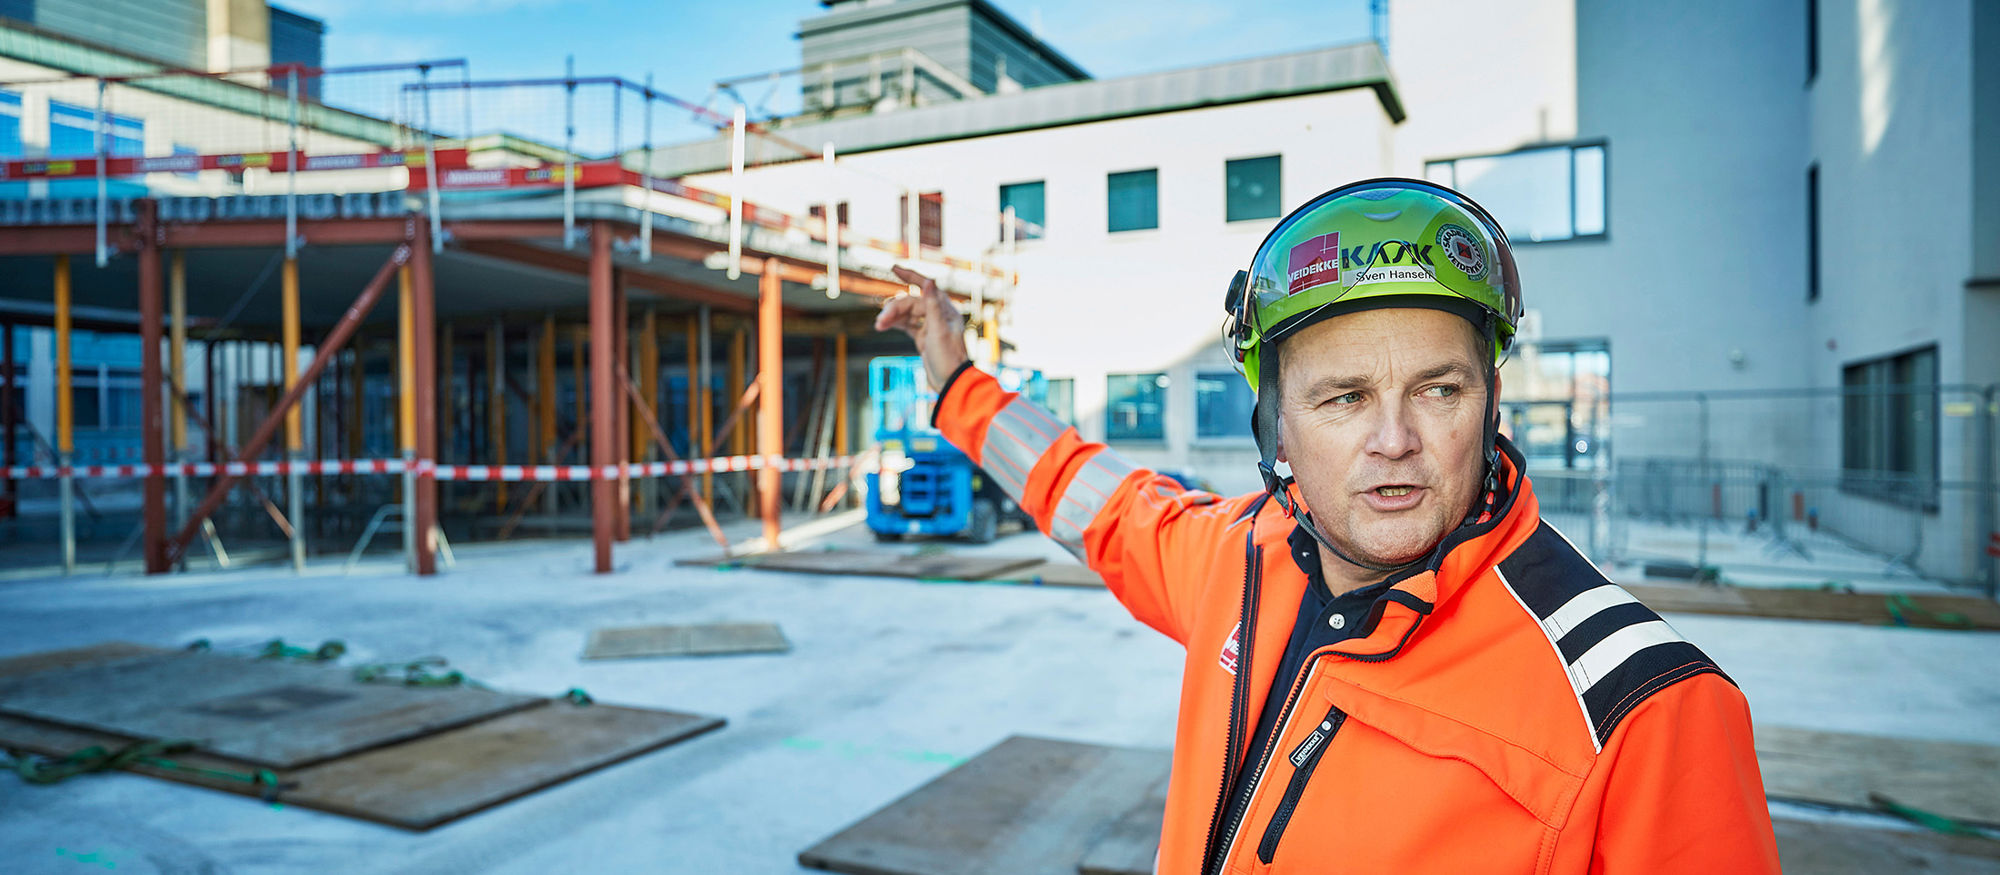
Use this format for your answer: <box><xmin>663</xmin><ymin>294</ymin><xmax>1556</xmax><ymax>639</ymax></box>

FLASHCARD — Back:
<box><xmin>2</xmin><ymin>319</ymin><xmax>13</xmax><ymax>507</ymax></box>
<box><xmin>137</xmin><ymin>201</ymin><xmax>168</xmax><ymax>573</ymax></box>
<box><xmin>165</xmin><ymin>244</ymin><xmax>412</xmax><ymax>566</ymax></box>
<box><xmin>54</xmin><ymin>253</ymin><xmax>74</xmax><ymax>574</ymax></box>
<box><xmin>588</xmin><ymin>222</ymin><xmax>616</xmax><ymax>573</ymax></box>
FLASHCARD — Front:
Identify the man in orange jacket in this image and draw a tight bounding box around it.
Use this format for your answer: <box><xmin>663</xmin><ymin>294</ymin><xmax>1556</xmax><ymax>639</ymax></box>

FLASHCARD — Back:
<box><xmin>878</xmin><ymin>178</ymin><xmax>1780</xmax><ymax>874</ymax></box>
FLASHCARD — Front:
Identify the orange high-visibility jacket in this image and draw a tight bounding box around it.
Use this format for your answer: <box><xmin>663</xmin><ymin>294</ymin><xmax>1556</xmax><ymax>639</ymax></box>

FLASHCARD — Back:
<box><xmin>934</xmin><ymin>365</ymin><xmax>1780</xmax><ymax>874</ymax></box>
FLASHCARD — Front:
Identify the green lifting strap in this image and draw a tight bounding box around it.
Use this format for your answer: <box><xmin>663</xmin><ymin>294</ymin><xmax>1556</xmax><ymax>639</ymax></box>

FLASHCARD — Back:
<box><xmin>3</xmin><ymin>739</ymin><xmax>292</xmax><ymax>801</ymax></box>
<box><xmin>351</xmin><ymin>657</ymin><xmax>490</xmax><ymax>690</ymax></box>
<box><xmin>1883</xmin><ymin>594</ymin><xmax>1972</xmax><ymax>629</ymax></box>
<box><xmin>257</xmin><ymin>638</ymin><xmax>347</xmax><ymax>662</ymax></box>
<box><xmin>1869</xmin><ymin>793</ymin><xmax>1987</xmax><ymax>837</ymax></box>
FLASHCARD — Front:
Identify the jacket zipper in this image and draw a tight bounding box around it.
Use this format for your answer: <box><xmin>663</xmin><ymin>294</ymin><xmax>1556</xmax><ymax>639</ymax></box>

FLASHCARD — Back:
<box><xmin>1207</xmin><ymin>586</ymin><xmax>1423</xmax><ymax>873</ymax></box>
<box><xmin>1256</xmin><ymin>702</ymin><xmax>1347</xmax><ymax>863</ymax></box>
<box><xmin>1201</xmin><ymin>529</ymin><xmax>1262</xmax><ymax>875</ymax></box>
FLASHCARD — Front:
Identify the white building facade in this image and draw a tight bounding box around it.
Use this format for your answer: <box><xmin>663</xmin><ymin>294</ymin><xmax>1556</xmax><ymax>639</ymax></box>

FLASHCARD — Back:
<box><xmin>665</xmin><ymin>0</ymin><xmax>1996</xmax><ymax>586</ymax></box>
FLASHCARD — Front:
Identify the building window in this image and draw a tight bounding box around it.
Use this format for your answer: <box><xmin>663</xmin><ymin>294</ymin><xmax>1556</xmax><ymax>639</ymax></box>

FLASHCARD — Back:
<box><xmin>999</xmin><ymin>180</ymin><xmax>1045</xmax><ymax>241</ymax></box>
<box><xmin>1226</xmin><ymin>155</ymin><xmax>1281</xmax><ymax>222</ymax></box>
<box><xmin>1045</xmin><ymin>377</ymin><xmax>1074</xmax><ymax>425</ymax></box>
<box><xmin>808</xmin><ymin>201</ymin><xmax>849</xmax><ymax>229</ymax></box>
<box><xmin>1841</xmin><ymin>346</ymin><xmax>1938</xmax><ymax>508</ymax></box>
<box><xmin>1425</xmin><ymin>142</ymin><xmax>1607</xmax><ymax>243</ymax></box>
<box><xmin>1107</xmin><ymin>169</ymin><xmax>1158</xmax><ymax>232</ymax></box>
<box><xmin>1498</xmin><ymin>339</ymin><xmax>1611</xmax><ymax>472</ymax></box>
<box><xmin>900</xmin><ymin>191</ymin><xmax>943</xmax><ymax>250</ymax></box>
<box><xmin>1195</xmin><ymin>371</ymin><xmax>1253</xmax><ymax>438</ymax></box>
<box><xmin>1106</xmin><ymin>373</ymin><xmax>1167</xmax><ymax>441</ymax></box>
<box><xmin>0</xmin><ymin>89</ymin><xmax>21</xmax><ymax>158</ymax></box>
<box><xmin>1807</xmin><ymin>0</ymin><xmax>1818</xmax><ymax>84</ymax></box>
<box><xmin>49</xmin><ymin>100</ymin><xmax>145</xmax><ymax>198</ymax></box>
<box><xmin>1807</xmin><ymin>163</ymin><xmax>1820</xmax><ymax>302</ymax></box>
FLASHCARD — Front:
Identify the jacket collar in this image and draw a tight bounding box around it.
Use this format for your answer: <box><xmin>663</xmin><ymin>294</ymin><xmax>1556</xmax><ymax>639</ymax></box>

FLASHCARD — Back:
<box><xmin>1322</xmin><ymin>434</ymin><xmax>1541</xmax><ymax>660</ymax></box>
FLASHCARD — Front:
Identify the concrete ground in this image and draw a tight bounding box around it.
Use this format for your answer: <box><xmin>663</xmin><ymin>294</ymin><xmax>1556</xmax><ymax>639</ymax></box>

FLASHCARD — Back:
<box><xmin>1</xmin><ymin>511</ymin><xmax>1997</xmax><ymax>874</ymax></box>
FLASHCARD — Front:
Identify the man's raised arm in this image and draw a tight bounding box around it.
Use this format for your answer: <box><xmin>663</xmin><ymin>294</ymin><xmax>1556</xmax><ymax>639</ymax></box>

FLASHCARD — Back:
<box><xmin>878</xmin><ymin>267</ymin><xmax>1259</xmax><ymax>645</ymax></box>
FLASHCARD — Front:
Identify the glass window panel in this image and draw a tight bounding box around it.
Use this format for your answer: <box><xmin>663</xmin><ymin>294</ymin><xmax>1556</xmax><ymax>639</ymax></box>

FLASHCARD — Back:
<box><xmin>1225</xmin><ymin>155</ymin><xmax>1281</xmax><ymax>222</ymax></box>
<box><xmin>1107</xmin><ymin>169</ymin><xmax>1158</xmax><ymax>232</ymax></box>
<box><xmin>1045</xmin><ymin>377</ymin><xmax>1075</xmax><ymax>425</ymax></box>
<box><xmin>0</xmin><ymin>90</ymin><xmax>20</xmax><ymax>159</ymax></box>
<box><xmin>1106</xmin><ymin>373</ymin><xmax>1166</xmax><ymax>441</ymax></box>
<box><xmin>1450</xmin><ymin>146</ymin><xmax>1573</xmax><ymax>242</ymax></box>
<box><xmin>1573</xmin><ymin>146</ymin><xmax>1605</xmax><ymax>236</ymax></box>
<box><xmin>1000</xmin><ymin>180</ymin><xmax>1045</xmax><ymax>241</ymax></box>
<box><xmin>1195</xmin><ymin>371</ymin><xmax>1253</xmax><ymax>438</ymax></box>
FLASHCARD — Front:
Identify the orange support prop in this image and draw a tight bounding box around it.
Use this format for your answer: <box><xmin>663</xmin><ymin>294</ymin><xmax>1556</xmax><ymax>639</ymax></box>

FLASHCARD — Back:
<box><xmin>758</xmin><ymin>258</ymin><xmax>784</xmax><ymax>547</ymax></box>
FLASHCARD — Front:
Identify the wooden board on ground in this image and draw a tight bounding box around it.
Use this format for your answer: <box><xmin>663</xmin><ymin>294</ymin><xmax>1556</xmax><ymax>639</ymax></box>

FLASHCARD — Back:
<box><xmin>1076</xmin><ymin>772</ymin><xmax>1170</xmax><ymax>875</ymax></box>
<box><xmin>991</xmin><ymin>562</ymin><xmax>1106</xmax><ymax>589</ymax></box>
<box><xmin>798</xmin><ymin>735</ymin><xmax>1171</xmax><ymax>875</ymax></box>
<box><xmin>1624</xmin><ymin>583</ymin><xmax>2000</xmax><ymax>630</ymax></box>
<box><xmin>0</xmin><ymin>649</ymin><xmax>541</xmax><ymax>769</ymax></box>
<box><xmin>683</xmin><ymin>549</ymin><xmax>1045</xmax><ymax>583</ymax></box>
<box><xmin>0</xmin><ymin>641</ymin><xmax>166</xmax><ymax>679</ymax></box>
<box><xmin>804</xmin><ymin>734</ymin><xmax>2000</xmax><ymax>875</ymax></box>
<box><xmin>584</xmin><ymin>622</ymin><xmax>791</xmax><ymax>660</ymax></box>
<box><xmin>1757</xmin><ymin>726</ymin><xmax>2000</xmax><ymax>827</ymax></box>
<box><xmin>1775</xmin><ymin>818</ymin><xmax>2000</xmax><ymax>874</ymax></box>
<box><xmin>0</xmin><ymin>703</ymin><xmax>723</xmax><ymax>831</ymax></box>
<box><xmin>0</xmin><ymin>642</ymin><xmax>726</xmax><ymax>830</ymax></box>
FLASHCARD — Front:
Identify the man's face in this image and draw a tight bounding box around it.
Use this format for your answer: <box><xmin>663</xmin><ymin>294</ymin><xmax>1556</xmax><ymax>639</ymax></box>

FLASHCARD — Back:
<box><xmin>1276</xmin><ymin>308</ymin><xmax>1494</xmax><ymax>570</ymax></box>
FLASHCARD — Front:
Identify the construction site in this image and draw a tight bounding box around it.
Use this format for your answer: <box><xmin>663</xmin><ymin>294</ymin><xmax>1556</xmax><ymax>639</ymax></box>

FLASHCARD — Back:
<box><xmin>3</xmin><ymin>0</ymin><xmax>1999</xmax><ymax>872</ymax></box>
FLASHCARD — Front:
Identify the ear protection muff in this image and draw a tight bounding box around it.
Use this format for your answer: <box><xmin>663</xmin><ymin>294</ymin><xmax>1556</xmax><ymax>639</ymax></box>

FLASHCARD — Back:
<box><xmin>1222</xmin><ymin>270</ymin><xmax>1252</xmax><ymax>363</ymax></box>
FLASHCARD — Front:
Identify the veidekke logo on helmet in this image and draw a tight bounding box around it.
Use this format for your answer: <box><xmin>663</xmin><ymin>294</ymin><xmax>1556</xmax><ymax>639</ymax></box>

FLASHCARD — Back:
<box><xmin>1287</xmin><ymin>232</ymin><xmax>1340</xmax><ymax>295</ymax></box>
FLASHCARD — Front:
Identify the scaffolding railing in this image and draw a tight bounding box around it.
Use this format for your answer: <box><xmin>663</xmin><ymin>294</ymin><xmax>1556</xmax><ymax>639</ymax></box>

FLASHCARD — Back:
<box><xmin>1</xmin><ymin>59</ymin><xmax>1021</xmax><ymax>302</ymax></box>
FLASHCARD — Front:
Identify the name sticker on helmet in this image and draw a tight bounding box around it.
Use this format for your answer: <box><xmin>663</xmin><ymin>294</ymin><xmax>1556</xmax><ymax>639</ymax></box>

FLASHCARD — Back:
<box><xmin>1287</xmin><ymin>232</ymin><xmax>1341</xmax><ymax>295</ymax></box>
<box><xmin>1436</xmin><ymin>224</ymin><xmax>1488</xmax><ymax>281</ymax></box>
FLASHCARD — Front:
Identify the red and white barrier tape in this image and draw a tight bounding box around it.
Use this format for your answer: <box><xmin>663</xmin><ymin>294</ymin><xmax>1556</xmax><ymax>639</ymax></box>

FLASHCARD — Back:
<box><xmin>3</xmin><ymin>455</ymin><xmax>857</xmax><ymax>482</ymax></box>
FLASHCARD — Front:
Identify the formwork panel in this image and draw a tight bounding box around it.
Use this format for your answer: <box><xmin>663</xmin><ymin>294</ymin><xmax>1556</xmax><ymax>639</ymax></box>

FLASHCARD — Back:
<box><xmin>583</xmin><ymin>622</ymin><xmax>792</xmax><ymax>660</ymax></box>
<box><xmin>0</xmin><ymin>650</ymin><xmax>540</xmax><ymax>769</ymax></box>
<box><xmin>797</xmin><ymin>735</ymin><xmax>1171</xmax><ymax>875</ymax></box>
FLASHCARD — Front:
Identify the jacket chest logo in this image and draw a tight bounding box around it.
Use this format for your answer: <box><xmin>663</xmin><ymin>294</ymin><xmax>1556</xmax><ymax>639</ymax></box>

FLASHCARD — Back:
<box><xmin>1219</xmin><ymin>622</ymin><xmax>1242</xmax><ymax>676</ymax></box>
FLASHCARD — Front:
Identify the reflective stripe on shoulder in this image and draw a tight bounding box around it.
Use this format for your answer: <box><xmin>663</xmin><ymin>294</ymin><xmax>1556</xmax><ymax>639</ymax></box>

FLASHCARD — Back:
<box><xmin>1495</xmin><ymin>521</ymin><xmax>1732</xmax><ymax>750</ymax></box>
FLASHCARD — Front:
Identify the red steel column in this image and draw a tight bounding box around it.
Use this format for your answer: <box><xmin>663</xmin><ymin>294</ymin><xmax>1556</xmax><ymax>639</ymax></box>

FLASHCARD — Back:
<box><xmin>3</xmin><ymin>318</ymin><xmax>14</xmax><ymax>508</ymax></box>
<box><xmin>411</xmin><ymin>222</ymin><xmax>440</xmax><ymax>575</ymax></box>
<box><xmin>757</xmin><ymin>258</ymin><xmax>783</xmax><ymax>547</ymax></box>
<box><xmin>137</xmin><ymin>200</ymin><xmax>168</xmax><ymax>574</ymax></box>
<box><xmin>588</xmin><ymin>222</ymin><xmax>615</xmax><ymax>572</ymax></box>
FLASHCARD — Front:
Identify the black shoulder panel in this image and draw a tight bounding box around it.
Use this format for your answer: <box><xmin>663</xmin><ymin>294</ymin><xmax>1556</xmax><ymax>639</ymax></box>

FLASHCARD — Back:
<box><xmin>1497</xmin><ymin>522</ymin><xmax>1734</xmax><ymax>748</ymax></box>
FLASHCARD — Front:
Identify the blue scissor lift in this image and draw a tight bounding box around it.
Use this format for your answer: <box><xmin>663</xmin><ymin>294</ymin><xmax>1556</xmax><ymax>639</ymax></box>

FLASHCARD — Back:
<box><xmin>865</xmin><ymin>356</ymin><xmax>1045</xmax><ymax>543</ymax></box>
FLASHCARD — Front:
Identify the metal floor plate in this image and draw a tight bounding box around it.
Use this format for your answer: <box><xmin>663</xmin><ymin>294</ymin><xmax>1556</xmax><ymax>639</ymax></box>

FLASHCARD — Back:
<box><xmin>583</xmin><ymin>622</ymin><xmax>791</xmax><ymax>660</ymax></box>
<box><xmin>797</xmin><ymin>735</ymin><xmax>1171</xmax><ymax>875</ymax></box>
<box><xmin>0</xmin><ymin>649</ymin><xmax>541</xmax><ymax>768</ymax></box>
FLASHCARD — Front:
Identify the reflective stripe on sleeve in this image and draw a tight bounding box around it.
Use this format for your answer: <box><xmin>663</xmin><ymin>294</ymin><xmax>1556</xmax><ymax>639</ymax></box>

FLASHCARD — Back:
<box><xmin>1046</xmin><ymin>449</ymin><xmax>1139</xmax><ymax>557</ymax></box>
<box><xmin>979</xmin><ymin>397</ymin><xmax>1067</xmax><ymax>500</ymax></box>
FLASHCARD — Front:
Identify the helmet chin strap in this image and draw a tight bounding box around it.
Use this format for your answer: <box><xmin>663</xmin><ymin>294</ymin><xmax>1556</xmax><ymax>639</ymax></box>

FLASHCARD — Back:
<box><xmin>1250</xmin><ymin>343</ymin><xmax>1503</xmax><ymax>579</ymax></box>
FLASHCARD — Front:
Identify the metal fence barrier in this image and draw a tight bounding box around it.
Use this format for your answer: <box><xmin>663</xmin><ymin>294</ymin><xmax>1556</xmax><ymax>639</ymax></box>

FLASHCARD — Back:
<box><xmin>1523</xmin><ymin>383</ymin><xmax>1998</xmax><ymax>595</ymax></box>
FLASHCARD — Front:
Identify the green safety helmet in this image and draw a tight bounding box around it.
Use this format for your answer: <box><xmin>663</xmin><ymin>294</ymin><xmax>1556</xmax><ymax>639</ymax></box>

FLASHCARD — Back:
<box><xmin>1223</xmin><ymin>178</ymin><xmax>1523</xmax><ymax>391</ymax></box>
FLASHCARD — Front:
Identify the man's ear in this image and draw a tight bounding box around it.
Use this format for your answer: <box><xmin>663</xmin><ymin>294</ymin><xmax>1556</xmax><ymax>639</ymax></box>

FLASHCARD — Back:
<box><xmin>1273</xmin><ymin>412</ymin><xmax>1288</xmax><ymax>464</ymax></box>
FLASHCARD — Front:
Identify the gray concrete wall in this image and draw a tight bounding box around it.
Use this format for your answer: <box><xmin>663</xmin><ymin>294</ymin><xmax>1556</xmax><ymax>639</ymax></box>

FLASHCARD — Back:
<box><xmin>32</xmin><ymin>0</ymin><xmax>206</xmax><ymax>68</ymax></box>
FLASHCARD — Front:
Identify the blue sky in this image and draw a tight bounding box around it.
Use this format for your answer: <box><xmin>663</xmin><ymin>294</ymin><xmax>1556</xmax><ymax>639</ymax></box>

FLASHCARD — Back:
<box><xmin>281</xmin><ymin>0</ymin><xmax>1374</xmax><ymax>146</ymax></box>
